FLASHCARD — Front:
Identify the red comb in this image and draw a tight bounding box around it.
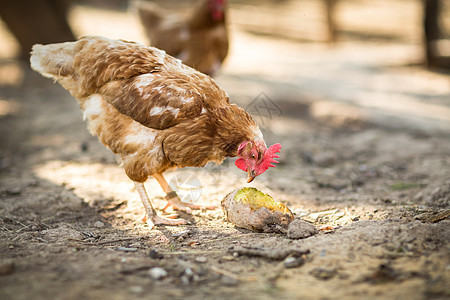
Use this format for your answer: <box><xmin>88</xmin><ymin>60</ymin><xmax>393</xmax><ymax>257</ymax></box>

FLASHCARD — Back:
<box><xmin>258</xmin><ymin>143</ymin><xmax>282</xmax><ymax>174</ymax></box>
<box><xmin>266</xmin><ymin>143</ymin><xmax>281</xmax><ymax>166</ymax></box>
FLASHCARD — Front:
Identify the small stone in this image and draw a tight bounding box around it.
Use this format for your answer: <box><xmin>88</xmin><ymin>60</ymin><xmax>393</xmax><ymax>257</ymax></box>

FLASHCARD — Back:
<box><xmin>172</xmin><ymin>230</ymin><xmax>190</xmax><ymax>238</ymax></box>
<box><xmin>149</xmin><ymin>249</ymin><xmax>164</xmax><ymax>259</ymax></box>
<box><xmin>283</xmin><ymin>256</ymin><xmax>305</xmax><ymax>268</ymax></box>
<box><xmin>221</xmin><ymin>255</ymin><xmax>235</xmax><ymax>261</ymax></box>
<box><xmin>129</xmin><ymin>286</ymin><xmax>143</xmax><ymax>294</ymax></box>
<box><xmin>179</xmin><ymin>267</ymin><xmax>195</xmax><ymax>285</ymax></box>
<box><xmin>310</xmin><ymin>267</ymin><xmax>337</xmax><ymax>280</ymax></box>
<box><xmin>94</xmin><ymin>221</ymin><xmax>105</xmax><ymax>228</ymax></box>
<box><xmin>5</xmin><ymin>188</ymin><xmax>21</xmax><ymax>195</ymax></box>
<box><xmin>180</xmin><ymin>275</ymin><xmax>190</xmax><ymax>285</ymax></box>
<box><xmin>148</xmin><ymin>267</ymin><xmax>167</xmax><ymax>280</ymax></box>
<box><xmin>81</xmin><ymin>141</ymin><xmax>89</xmax><ymax>152</ymax></box>
<box><xmin>115</xmin><ymin>247</ymin><xmax>138</xmax><ymax>252</ymax></box>
<box><xmin>195</xmin><ymin>256</ymin><xmax>207</xmax><ymax>263</ymax></box>
<box><xmin>287</xmin><ymin>219</ymin><xmax>319</xmax><ymax>239</ymax></box>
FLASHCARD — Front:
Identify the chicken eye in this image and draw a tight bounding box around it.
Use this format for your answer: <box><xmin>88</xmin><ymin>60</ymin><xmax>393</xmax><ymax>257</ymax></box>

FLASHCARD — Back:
<box><xmin>251</xmin><ymin>153</ymin><xmax>256</xmax><ymax>160</ymax></box>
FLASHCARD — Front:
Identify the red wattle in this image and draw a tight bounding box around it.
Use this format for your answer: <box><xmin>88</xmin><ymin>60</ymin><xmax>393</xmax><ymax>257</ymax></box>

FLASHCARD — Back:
<box><xmin>235</xmin><ymin>158</ymin><xmax>247</xmax><ymax>171</ymax></box>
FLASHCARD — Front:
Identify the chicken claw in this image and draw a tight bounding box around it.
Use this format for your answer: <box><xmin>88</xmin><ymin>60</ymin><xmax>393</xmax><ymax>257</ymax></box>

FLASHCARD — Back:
<box><xmin>162</xmin><ymin>193</ymin><xmax>216</xmax><ymax>213</ymax></box>
<box><xmin>147</xmin><ymin>214</ymin><xmax>187</xmax><ymax>229</ymax></box>
<box><xmin>154</xmin><ymin>173</ymin><xmax>216</xmax><ymax>213</ymax></box>
<box><xmin>134</xmin><ymin>181</ymin><xmax>187</xmax><ymax>228</ymax></box>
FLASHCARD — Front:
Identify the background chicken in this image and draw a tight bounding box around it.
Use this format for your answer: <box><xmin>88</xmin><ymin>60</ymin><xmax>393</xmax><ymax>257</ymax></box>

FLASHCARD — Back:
<box><xmin>135</xmin><ymin>0</ymin><xmax>228</xmax><ymax>76</ymax></box>
<box><xmin>30</xmin><ymin>36</ymin><xmax>280</xmax><ymax>228</ymax></box>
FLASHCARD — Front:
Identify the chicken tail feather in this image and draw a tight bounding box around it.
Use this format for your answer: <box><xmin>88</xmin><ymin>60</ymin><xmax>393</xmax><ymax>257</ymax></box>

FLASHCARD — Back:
<box><xmin>30</xmin><ymin>41</ymin><xmax>76</xmax><ymax>79</ymax></box>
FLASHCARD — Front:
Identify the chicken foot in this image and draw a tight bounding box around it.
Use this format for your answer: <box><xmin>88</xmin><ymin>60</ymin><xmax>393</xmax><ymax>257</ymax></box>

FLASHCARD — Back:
<box><xmin>134</xmin><ymin>181</ymin><xmax>187</xmax><ymax>228</ymax></box>
<box><xmin>153</xmin><ymin>173</ymin><xmax>216</xmax><ymax>212</ymax></box>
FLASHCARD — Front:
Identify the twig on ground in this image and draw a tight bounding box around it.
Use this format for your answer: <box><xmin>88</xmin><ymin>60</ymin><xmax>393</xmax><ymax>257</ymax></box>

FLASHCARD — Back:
<box><xmin>161</xmin><ymin>250</ymin><xmax>224</xmax><ymax>255</ymax></box>
<box><xmin>210</xmin><ymin>265</ymin><xmax>257</xmax><ymax>282</ymax></box>
<box><xmin>228</xmin><ymin>246</ymin><xmax>309</xmax><ymax>260</ymax></box>
<box><xmin>202</xmin><ymin>232</ymin><xmax>278</xmax><ymax>244</ymax></box>
<box><xmin>67</xmin><ymin>237</ymin><xmax>136</xmax><ymax>245</ymax></box>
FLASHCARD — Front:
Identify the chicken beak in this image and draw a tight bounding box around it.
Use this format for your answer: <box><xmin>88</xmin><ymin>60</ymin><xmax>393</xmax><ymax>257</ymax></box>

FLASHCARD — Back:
<box><xmin>247</xmin><ymin>170</ymin><xmax>256</xmax><ymax>183</ymax></box>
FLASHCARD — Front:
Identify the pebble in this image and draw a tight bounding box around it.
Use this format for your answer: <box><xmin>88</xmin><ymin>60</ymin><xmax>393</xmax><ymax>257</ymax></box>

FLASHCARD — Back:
<box><xmin>4</xmin><ymin>188</ymin><xmax>21</xmax><ymax>195</ymax></box>
<box><xmin>221</xmin><ymin>255</ymin><xmax>235</xmax><ymax>261</ymax></box>
<box><xmin>283</xmin><ymin>256</ymin><xmax>305</xmax><ymax>268</ymax></box>
<box><xmin>287</xmin><ymin>219</ymin><xmax>319</xmax><ymax>239</ymax></box>
<box><xmin>180</xmin><ymin>267</ymin><xmax>196</xmax><ymax>285</ymax></box>
<box><xmin>195</xmin><ymin>256</ymin><xmax>207</xmax><ymax>263</ymax></box>
<box><xmin>180</xmin><ymin>275</ymin><xmax>190</xmax><ymax>285</ymax></box>
<box><xmin>310</xmin><ymin>267</ymin><xmax>337</xmax><ymax>280</ymax></box>
<box><xmin>93</xmin><ymin>221</ymin><xmax>105</xmax><ymax>228</ymax></box>
<box><xmin>129</xmin><ymin>286</ymin><xmax>143</xmax><ymax>294</ymax></box>
<box><xmin>115</xmin><ymin>247</ymin><xmax>138</xmax><ymax>252</ymax></box>
<box><xmin>149</xmin><ymin>249</ymin><xmax>164</xmax><ymax>259</ymax></box>
<box><xmin>172</xmin><ymin>230</ymin><xmax>190</xmax><ymax>238</ymax></box>
<box><xmin>148</xmin><ymin>267</ymin><xmax>167</xmax><ymax>280</ymax></box>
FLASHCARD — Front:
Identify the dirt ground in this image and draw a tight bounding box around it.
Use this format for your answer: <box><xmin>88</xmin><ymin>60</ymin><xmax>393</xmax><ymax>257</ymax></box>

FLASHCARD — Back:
<box><xmin>0</xmin><ymin>1</ymin><xmax>449</xmax><ymax>299</ymax></box>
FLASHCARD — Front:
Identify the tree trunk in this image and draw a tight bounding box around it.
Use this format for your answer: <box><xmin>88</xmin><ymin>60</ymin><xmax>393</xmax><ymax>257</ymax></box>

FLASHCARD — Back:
<box><xmin>0</xmin><ymin>0</ymin><xmax>75</xmax><ymax>60</ymax></box>
<box><xmin>423</xmin><ymin>0</ymin><xmax>440</xmax><ymax>68</ymax></box>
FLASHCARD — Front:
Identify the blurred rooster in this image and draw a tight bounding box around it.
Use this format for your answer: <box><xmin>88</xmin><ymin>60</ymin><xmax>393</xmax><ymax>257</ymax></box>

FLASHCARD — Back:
<box><xmin>135</xmin><ymin>0</ymin><xmax>228</xmax><ymax>76</ymax></box>
<box><xmin>30</xmin><ymin>36</ymin><xmax>280</xmax><ymax>228</ymax></box>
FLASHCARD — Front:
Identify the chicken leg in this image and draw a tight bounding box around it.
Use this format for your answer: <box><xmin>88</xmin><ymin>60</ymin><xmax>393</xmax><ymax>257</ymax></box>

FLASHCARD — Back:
<box><xmin>153</xmin><ymin>173</ymin><xmax>216</xmax><ymax>212</ymax></box>
<box><xmin>134</xmin><ymin>181</ymin><xmax>187</xmax><ymax>228</ymax></box>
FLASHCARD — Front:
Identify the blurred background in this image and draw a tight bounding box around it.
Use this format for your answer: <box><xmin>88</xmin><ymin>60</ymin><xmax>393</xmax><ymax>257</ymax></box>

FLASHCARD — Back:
<box><xmin>1</xmin><ymin>0</ymin><xmax>450</xmax><ymax>65</ymax></box>
<box><xmin>0</xmin><ymin>0</ymin><xmax>449</xmax><ymax>132</ymax></box>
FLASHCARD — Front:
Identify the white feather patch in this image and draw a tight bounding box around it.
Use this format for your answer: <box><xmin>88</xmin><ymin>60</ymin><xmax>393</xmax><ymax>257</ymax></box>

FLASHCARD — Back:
<box><xmin>134</xmin><ymin>74</ymin><xmax>154</xmax><ymax>90</ymax></box>
<box><xmin>149</xmin><ymin>106</ymin><xmax>180</xmax><ymax>117</ymax></box>
<box><xmin>83</xmin><ymin>94</ymin><xmax>104</xmax><ymax>120</ymax></box>
<box><xmin>181</xmin><ymin>96</ymin><xmax>194</xmax><ymax>104</ymax></box>
<box><xmin>252</xmin><ymin>126</ymin><xmax>264</xmax><ymax>145</ymax></box>
<box><xmin>153</xmin><ymin>48</ymin><xmax>166</xmax><ymax>64</ymax></box>
<box><xmin>124</xmin><ymin>122</ymin><xmax>158</xmax><ymax>147</ymax></box>
<box><xmin>166</xmin><ymin>107</ymin><xmax>180</xmax><ymax>117</ymax></box>
<box><xmin>150</xmin><ymin>106</ymin><xmax>164</xmax><ymax>116</ymax></box>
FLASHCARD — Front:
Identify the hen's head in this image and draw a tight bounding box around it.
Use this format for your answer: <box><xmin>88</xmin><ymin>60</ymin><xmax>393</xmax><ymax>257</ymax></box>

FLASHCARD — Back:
<box><xmin>235</xmin><ymin>141</ymin><xmax>281</xmax><ymax>183</ymax></box>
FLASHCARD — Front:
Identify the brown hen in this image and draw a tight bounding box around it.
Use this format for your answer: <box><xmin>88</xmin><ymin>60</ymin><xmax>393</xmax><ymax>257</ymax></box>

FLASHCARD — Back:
<box><xmin>135</xmin><ymin>0</ymin><xmax>228</xmax><ymax>76</ymax></box>
<box><xmin>30</xmin><ymin>36</ymin><xmax>280</xmax><ymax>228</ymax></box>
